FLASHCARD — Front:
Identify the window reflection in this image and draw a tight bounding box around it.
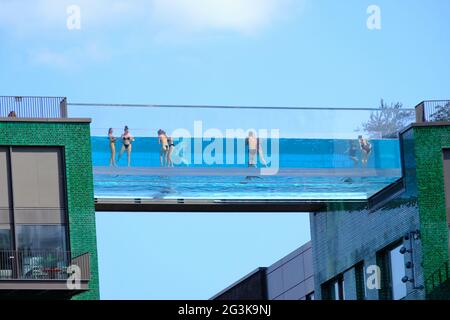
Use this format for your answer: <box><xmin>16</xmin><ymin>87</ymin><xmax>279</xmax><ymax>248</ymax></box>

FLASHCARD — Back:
<box><xmin>0</xmin><ymin>226</ymin><xmax>12</xmax><ymax>279</ymax></box>
<box><xmin>0</xmin><ymin>225</ymin><xmax>11</xmax><ymax>250</ymax></box>
<box><xmin>16</xmin><ymin>225</ymin><xmax>68</xmax><ymax>279</ymax></box>
<box><xmin>17</xmin><ymin>225</ymin><xmax>67</xmax><ymax>252</ymax></box>
<box><xmin>389</xmin><ymin>244</ymin><xmax>407</xmax><ymax>300</ymax></box>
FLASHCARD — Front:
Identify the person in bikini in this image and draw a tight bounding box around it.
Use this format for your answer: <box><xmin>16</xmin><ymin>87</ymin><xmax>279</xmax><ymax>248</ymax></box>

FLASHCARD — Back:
<box><xmin>118</xmin><ymin>125</ymin><xmax>134</xmax><ymax>167</ymax></box>
<box><xmin>108</xmin><ymin>128</ymin><xmax>117</xmax><ymax>167</ymax></box>
<box><xmin>158</xmin><ymin>129</ymin><xmax>169</xmax><ymax>167</ymax></box>
<box><xmin>358</xmin><ymin>135</ymin><xmax>372</xmax><ymax>168</ymax></box>
<box><xmin>166</xmin><ymin>136</ymin><xmax>175</xmax><ymax>167</ymax></box>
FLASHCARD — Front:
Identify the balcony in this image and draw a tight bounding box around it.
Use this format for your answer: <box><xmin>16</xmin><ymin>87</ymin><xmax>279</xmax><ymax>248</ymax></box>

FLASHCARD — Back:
<box><xmin>415</xmin><ymin>100</ymin><xmax>450</xmax><ymax>123</ymax></box>
<box><xmin>0</xmin><ymin>251</ymin><xmax>90</xmax><ymax>297</ymax></box>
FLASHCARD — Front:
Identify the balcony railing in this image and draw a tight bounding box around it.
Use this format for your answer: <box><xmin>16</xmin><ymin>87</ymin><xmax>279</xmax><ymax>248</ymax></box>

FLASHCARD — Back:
<box><xmin>415</xmin><ymin>100</ymin><xmax>450</xmax><ymax>123</ymax></box>
<box><xmin>0</xmin><ymin>250</ymin><xmax>90</xmax><ymax>282</ymax></box>
<box><xmin>0</xmin><ymin>96</ymin><xmax>67</xmax><ymax>118</ymax></box>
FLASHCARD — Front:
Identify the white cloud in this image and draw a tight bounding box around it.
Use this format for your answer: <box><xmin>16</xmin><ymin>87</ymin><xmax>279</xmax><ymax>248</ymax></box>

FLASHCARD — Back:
<box><xmin>0</xmin><ymin>0</ymin><xmax>148</xmax><ymax>35</ymax></box>
<box><xmin>0</xmin><ymin>0</ymin><xmax>296</xmax><ymax>36</ymax></box>
<box><xmin>0</xmin><ymin>0</ymin><xmax>300</xmax><ymax>68</ymax></box>
<box><xmin>150</xmin><ymin>0</ymin><xmax>295</xmax><ymax>34</ymax></box>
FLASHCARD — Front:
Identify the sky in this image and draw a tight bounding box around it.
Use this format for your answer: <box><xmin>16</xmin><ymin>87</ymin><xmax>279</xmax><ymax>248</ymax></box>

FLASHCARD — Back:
<box><xmin>1</xmin><ymin>0</ymin><xmax>449</xmax><ymax>299</ymax></box>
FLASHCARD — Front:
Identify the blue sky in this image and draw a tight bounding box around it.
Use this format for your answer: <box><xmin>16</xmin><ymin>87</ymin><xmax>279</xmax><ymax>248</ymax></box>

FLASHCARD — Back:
<box><xmin>1</xmin><ymin>0</ymin><xmax>449</xmax><ymax>299</ymax></box>
<box><xmin>96</xmin><ymin>213</ymin><xmax>310</xmax><ymax>299</ymax></box>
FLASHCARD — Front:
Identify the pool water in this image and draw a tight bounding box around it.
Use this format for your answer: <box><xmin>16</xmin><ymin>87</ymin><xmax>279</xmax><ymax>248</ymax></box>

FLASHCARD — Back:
<box><xmin>92</xmin><ymin>137</ymin><xmax>402</xmax><ymax>200</ymax></box>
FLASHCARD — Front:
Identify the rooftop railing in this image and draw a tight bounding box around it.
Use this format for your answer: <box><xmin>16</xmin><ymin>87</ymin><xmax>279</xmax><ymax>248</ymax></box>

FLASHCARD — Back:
<box><xmin>0</xmin><ymin>96</ymin><xmax>67</xmax><ymax>118</ymax></box>
<box><xmin>0</xmin><ymin>250</ymin><xmax>90</xmax><ymax>282</ymax></box>
<box><xmin>415</xmin><ymin>100</ymin><xmax>450</xmax><ymax>123</ymax></box>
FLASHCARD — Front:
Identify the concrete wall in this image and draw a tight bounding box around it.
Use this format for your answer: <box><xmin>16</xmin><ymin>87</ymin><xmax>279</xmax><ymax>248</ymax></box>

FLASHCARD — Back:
<box><xmin>213</xmin><ymin>242</ymin><xmax>314</xmax><ymax>300</ymax></box>
<box><xmin>267</xmin><ymin>242</ymin><xmax>314</xmax><ymax>300</ymax></box>
<box><xmin>213</xmin><ymin>268</ymin><xmax>268</xmax><ymax>300</ymax></box>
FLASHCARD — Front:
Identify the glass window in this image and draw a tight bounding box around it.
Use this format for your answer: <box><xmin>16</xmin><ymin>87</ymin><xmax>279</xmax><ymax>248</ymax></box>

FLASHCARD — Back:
<box><xmin>0</xmin><ymin>225</ymin><xmax>12</xmax><ymax>279</ymax></box>
<box><xmin>334</xmin><ymin>280</ymin><xmax>340</xmax><ymax>299</ymax></box>
<box><xmin>305</xmin><ymin>292</ymin><xmax>315</xmax><ymax>300</ymax></box>
<box><xmin>0</xmin><ymin>225</ymin><xmax>11</xmax><ymax>250</ymax></box>
<box><xmin>16</xmin><ymin>225</ymin><xmax>67</xmax><ymax>252</ymax></box>
<box><xmin>16</xmin><ymin>225</ymin><xmax>69</xmax><ymax>279</ymax></box>
<box><xmin>389</xmin><ymin>244</ymin><xmax>407</xmax><ymax>300</ymax></box>
<box><xmin>323</xmin><ymin>275</ymin><xmax>345</xmax><ymax>300</ymax></box>
<box><xmin>355</xmin><ymin>262</ymin><xmax>366</xmax><ymax>300</ymax></box>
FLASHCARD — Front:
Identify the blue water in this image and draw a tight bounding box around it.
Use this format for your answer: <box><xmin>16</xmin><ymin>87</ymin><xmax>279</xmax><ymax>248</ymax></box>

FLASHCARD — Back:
<box><xmin>92</xmin><ymin>137</ymin><xmax>402</xmax><ymax>200</ymax></box>
<box><xmin>91</xmin><ymin>137</ymin><xmax>401</xmax><ymax>169</ymax></box>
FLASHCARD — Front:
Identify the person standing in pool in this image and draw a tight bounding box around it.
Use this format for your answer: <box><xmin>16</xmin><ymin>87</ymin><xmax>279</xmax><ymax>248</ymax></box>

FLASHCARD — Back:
<box><xmin>346</xmin><ymin>140</ymin><xmax>359</xmax><ymax>168</ymax></box>
<box><xmin>245</xmin><ymin>131</ymin><xmax>267</xmax><ymax>168</ymax></box>
<box><xmin>358</xmin><ymin>135</ymin><xmax>372</xmax><ymax>167</ymax></box>
<box><xmin>118</xmin><ymin>126</ymin><xmax>134</xmax><ymax>167</ymax></box>
<box><xmin>108</xmin><ymin>128</ymin><xmax>117</xmax><ymax>167</ymax></box>
<box><xmin>166</xmin><ymin>136</ymin><xmax>175</xmax><ymax>167</ymax></box>
<box><xmin>158</xmin><ymin>129</ymin><xmax>169</xmax><ymax>166</ymax></box>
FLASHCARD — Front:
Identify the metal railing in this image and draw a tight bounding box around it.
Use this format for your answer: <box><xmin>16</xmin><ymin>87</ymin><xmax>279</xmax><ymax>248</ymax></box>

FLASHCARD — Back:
<box><xmin>0</xmin><ymin>96</ymin><xmax>67</xmax><ymax>118</ymax></box>
<box><xmin>0</xmin><ymin>250</ymin><xmax>90</xmax><ymax>281</ymax></box>
<box><xmin>415</xmin><ymin>100</ymin><xmax>450</xmax><ymax>123</ymax></box>
<box><xmin>425</xmin><ymin>260</ymin><xmax>449</xmax><ymax>291</ymax></box>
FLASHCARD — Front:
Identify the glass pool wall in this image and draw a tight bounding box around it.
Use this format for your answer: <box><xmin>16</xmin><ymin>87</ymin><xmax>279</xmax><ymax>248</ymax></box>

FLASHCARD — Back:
<box><xmin>69</xmin><ymin>104</ymin><xmax>415</xmax><ymax>200</ymax></box>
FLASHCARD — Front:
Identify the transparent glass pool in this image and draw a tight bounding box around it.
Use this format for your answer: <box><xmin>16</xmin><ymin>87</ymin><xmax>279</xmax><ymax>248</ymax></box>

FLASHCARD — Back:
<box><xmin>92</xmin><ymin>137</ymin><xmax>402</xmax><ymax>200</ymax></box>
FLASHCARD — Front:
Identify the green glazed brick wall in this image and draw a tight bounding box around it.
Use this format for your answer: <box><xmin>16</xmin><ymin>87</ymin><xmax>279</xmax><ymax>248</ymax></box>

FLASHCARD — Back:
<box><xmin>0</xmin><ymin>120</ymin><xmax>99</xmax><ymax>300</ymax></box>
<box><xmin>413</xmin><ymin>125</ymin><xmax>450</xmax><ymax>295</ymax></box>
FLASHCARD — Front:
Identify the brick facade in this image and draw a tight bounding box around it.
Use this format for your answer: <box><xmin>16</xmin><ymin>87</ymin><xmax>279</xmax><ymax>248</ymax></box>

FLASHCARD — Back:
<box><xmin>0</xmin><ymin>120</ymin><xmax>99</xmax><ymax>300</ymax></box>
<box><xmin>413</xmin><ymin>125</ymin><xmax>450</xmax><ymax>295</ymax></box>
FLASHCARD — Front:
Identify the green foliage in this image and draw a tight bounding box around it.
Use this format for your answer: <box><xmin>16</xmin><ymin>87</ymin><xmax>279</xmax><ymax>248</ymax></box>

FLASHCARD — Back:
<box><xmin>361</xmin><ymin>100</ymin><xmax>414</xmax><ymax>138</ymax></box>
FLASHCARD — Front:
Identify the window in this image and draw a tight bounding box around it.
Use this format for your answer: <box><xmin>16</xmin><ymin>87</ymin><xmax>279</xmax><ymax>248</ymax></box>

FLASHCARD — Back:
<box><xmin>16</xmin><ymin>225</ymin><xmax>67</xmax><ymax>252</ymax></box>
<box><xmin>355</xmin><ymin>262</ymin><xmax>366</xmax><ymax>300</ymax></box>
<box><xmin>0</xmin><ymin>225</ymin><xmax>11</xmax><ymax>250</ymax></box>
<box><xmin>0</xmin><ymin>225</ymin><xmax>12</xmax><ymax>278</ymax></box>
<box><xmin>305</xmin><ymin>292</ymin><xmax>315</xmax><ymax>300</ymax></box>
<box><xmin>389</xmin><ymin>244</ymin><xmax>407</xmax><ymax>300</ymax></box>
<box><xmin>0</xmin><ymin>147</ymin><xmax>12</xmax><ymax>225</ymax></box>
<box><xmin>0</xmin><ymin>147</ymin><xmax>69</xmax><ymax>254</ymax></box>
<box><xmin>377</xmin><ymin>241</ymin><xmax>407</xmax><ymax>300</ymax></box>
<box><xmin>322</xmin><ymin>274</ymin><xmax>345</xmax><ymax>300</ymax></box>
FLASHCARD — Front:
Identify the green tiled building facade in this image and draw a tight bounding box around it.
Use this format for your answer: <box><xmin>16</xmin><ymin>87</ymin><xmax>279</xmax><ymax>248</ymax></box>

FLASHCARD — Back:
<box><xmin>413</xmin><ymin>124</ymin><xmax>450</xmax><ymax>297</ymax></box>
<box><xmin>0</xmin><ymin>119</ymin><xmax>99</xmax><ymax>300</ymax></box>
